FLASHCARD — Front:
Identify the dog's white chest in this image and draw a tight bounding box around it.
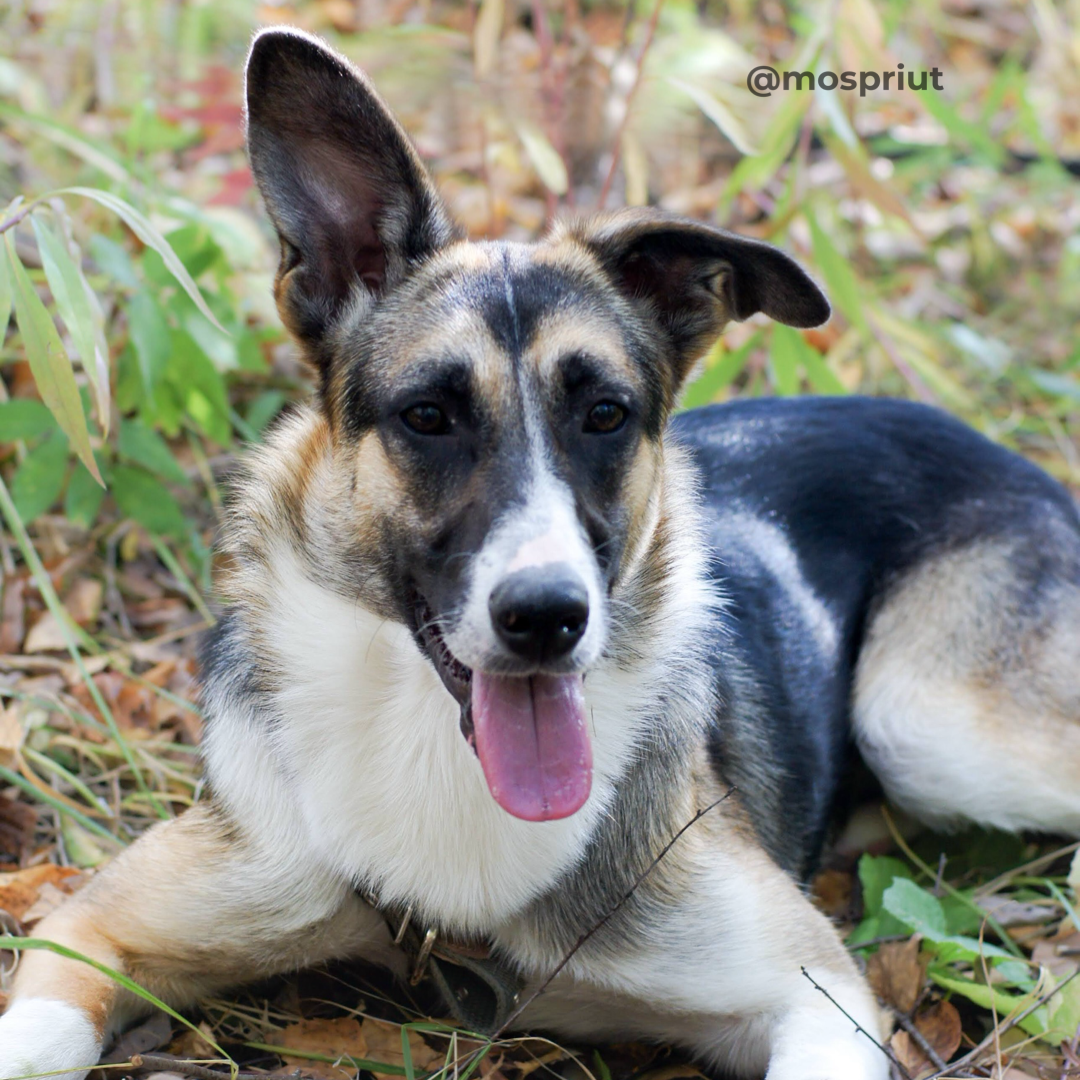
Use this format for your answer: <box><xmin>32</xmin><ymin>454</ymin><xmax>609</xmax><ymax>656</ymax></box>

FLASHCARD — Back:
<box><xmin>206</xmin><ymin>561</ymin><xmax>623</xmax><ymax>932</ymax></box>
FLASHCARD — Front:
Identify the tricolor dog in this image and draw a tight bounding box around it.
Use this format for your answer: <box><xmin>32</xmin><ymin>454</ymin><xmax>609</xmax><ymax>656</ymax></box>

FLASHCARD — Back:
<box><xmin>2</xmin><ymin>28</ymin><xmax>1079</xmax><ymax>1080</ymax></box>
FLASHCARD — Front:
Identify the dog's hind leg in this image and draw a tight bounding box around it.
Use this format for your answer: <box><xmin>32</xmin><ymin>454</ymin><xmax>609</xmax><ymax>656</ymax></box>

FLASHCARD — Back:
<box><xmin>852</xmin><ymin>518</ymin><xmax>1080</xmax><ymax>835</ymax></box>
<box><xmin>0</xmin><ymin>803</ymin><xmax>394</xmax><ymax>1080</ymax></box>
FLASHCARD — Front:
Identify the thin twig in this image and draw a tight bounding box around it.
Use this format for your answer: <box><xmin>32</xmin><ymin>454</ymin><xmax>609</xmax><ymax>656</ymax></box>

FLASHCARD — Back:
<box><xmin>130</xmin><ymin>1053</ymin><xmax>283</xmax><ymax>1080</ymax></box>
<box><xmin>0</xmin><ymin>198</ymin><xmax>35</xmax><ymax>236</ymax></box>
<box><xmin>800</xmin><ymin>966</ymin><xmax>911</xmax><ymax>1080</ymax></box>
<box><xmin>926</xmin><ymin>967</ymin><xmax>1080</xmax><ymax>1079</ymax></box>
<box><xmin>974</xmin><ymin>840</ymin><xmax>1080</xmax><ymax>900</ymax></box>
<box><xmin>891</xmin><ymin>1007</ymin><xmax>948</xmax><ymax>1073</ymax></box>
<box><xmin>597</xmin><ymin>0</ymin><xmax>664</xmax><ymax>209</ymax></box>
<box><xmin>493</xmin><ymin>790</ymin><xmax>734</xmax><ymax>1037</ymax></box>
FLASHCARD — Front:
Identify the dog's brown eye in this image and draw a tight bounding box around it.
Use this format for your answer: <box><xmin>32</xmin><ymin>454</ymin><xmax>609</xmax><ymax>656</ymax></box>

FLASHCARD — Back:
<box><xmin>402</xmin><ymin>404</ymin><xmax>450</xmax><ymax>435</ymax></box>
<box><xmin>585</xmin><ymin>402</ymin><xmax>626</xmax><ymax>434</ymax></box>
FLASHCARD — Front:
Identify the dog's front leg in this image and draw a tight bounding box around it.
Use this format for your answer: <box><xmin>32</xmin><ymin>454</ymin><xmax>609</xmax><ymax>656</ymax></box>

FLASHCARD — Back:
<box><xmin>0</xmin><ymin>803</ymin><xmax>392</xmax><ymax>1080</ymax></box>
<box><xmin>526</xmin><ymin>827</ymin><xmax>890</xmax><ymax>1080</ymax></box>
<box><xmin>663</xmin><ymin>843</ymin><xmax>889</xmax><ymax>1080</ymax></box>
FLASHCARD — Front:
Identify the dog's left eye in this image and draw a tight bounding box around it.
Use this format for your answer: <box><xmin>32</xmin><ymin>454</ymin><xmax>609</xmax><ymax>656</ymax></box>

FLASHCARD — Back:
<box><xmin>402</xmin><ymin>404</ymin><xmax>451</xmax><ymax>435</ymax></box>
<box><xmin>584</xmin><ymin>402</ymin><xmax>627</xmax><ymax>434</ymax></box>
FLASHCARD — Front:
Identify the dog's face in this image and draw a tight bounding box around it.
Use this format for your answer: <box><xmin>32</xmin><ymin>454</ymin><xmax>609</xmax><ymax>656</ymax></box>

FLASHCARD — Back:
<box><xmin>245</xmin><ymin>28</ymin><xmax>829</xmax><ymax>822</ymax></box>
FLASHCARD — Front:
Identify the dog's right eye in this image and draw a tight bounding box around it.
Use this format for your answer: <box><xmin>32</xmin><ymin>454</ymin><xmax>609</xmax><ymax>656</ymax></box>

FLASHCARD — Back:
<box><xmin>402</xmin><ymin>404</ymin><xmax>451</xmax><ymax>435</ymax></box>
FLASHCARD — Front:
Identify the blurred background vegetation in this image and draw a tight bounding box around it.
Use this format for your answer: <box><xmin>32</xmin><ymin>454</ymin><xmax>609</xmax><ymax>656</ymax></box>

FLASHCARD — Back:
<box><xmin>1</xmin><ymin>0</ymin><xmax>1080</xmax><ymax>1075</ymax></box>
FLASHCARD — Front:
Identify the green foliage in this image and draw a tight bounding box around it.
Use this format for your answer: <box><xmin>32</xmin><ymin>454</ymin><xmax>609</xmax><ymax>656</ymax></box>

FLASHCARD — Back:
<box><xmin>0</xmin><ymin>182</ymin><xmax>283</xmax><ymax>548</ymax></box>
<box><xmin>851</xmin><ymin>851</ymin><xmax>1080</xmax><ymax>1047</ymax></box>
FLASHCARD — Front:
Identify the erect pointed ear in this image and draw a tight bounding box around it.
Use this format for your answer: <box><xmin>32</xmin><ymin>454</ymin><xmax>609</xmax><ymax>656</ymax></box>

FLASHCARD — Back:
<box><xmin>570</xmin><ymin>209</ymin><xmax>830</xmax><ymax>387</ymax></box>
<box><xmin>245</xmin><ymin>28</ymin><xmax>460</xmax><ymax>369</ymax></box>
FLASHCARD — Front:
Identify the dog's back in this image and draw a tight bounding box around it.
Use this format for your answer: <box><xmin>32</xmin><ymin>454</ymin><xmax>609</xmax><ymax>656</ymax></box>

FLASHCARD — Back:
<box><xmin>679</xmin><ymin>395</ymin><xmax>1080</xmax><ymax>876</ymax></box>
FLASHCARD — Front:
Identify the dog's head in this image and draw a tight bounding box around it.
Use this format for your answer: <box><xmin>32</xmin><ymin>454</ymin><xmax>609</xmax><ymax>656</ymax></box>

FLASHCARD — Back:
<box><xmin>244</xmin><ymin>28</ymin><xmax>829</xmax><ymax>823</ymax></box>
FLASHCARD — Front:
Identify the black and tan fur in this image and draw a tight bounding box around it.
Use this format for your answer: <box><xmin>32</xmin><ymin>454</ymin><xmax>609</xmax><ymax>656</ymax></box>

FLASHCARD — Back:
<box><xmin>1</xmin><ymin>28</ymin><xmax>1078</xmax><ymax>1080</ymax></box>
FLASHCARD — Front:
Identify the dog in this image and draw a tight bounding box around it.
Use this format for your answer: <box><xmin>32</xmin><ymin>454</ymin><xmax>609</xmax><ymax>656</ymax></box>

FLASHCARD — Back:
<box><xmin>2</xmin><ymin>26</ymin><xmax>1079</xmax><ymax>1080</ymax></box>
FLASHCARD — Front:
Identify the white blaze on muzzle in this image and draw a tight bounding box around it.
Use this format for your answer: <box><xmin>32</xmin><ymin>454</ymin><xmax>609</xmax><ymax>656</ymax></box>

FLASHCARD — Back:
<box><xmin>447</xmin><ymin>472</ymin><xmax>606</xmax><ymax>822</ymax></box>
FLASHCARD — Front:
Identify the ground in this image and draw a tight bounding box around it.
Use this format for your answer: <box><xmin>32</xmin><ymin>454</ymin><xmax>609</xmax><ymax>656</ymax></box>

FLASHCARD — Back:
<box><xmin>0</xmin><ymin>0</ymin><xmax>1079</xmax><ymax>1077</ymax></box>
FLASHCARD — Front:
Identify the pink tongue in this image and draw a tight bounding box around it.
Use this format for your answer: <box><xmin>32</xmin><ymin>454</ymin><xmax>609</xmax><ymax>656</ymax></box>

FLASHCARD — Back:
<box><xmin>471</xmin><ymin>673</ymin><xmax>592</xmax><ymax>821</ymax></box>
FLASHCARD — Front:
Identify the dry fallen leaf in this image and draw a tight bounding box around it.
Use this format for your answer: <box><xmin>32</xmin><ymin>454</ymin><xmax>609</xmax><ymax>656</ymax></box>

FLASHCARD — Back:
<box><xmin>23</xmin><ymin>612</ymin><xmax>69</xmax><ymax>653</ymax></box>
<box><xmin>278</xmin><ymin>1016</ymin><xmax>370</xmax><ymax>1079</ymax></box>
<box><xmin>866</xmin><ymin>937</ymin><xmax>926</xmax><ymax>1013</ymax></box>
<box><xmin>0</xmin><ymin>864</ymin><xmax>83</xmax><ymax>920</ymax></box>
<box><xmin>810</xmin><ymin>868</ymin><xmax>853</xmax><ymax>919</ymax></box>
<box><xmin>362</xmin><ymin>1017</ymin><xmax>451</xmax><ymax>1075</ymax></box>
<box><xmin>63</xmin><ymin>578</ymin><xmax>103</xmax><ymax>627</ymax></box>
<box><xmin>1032</xmin><ymin>929</ymin><xmax>1080</xmax><ymax>980</ymax></box>
<box><xmin>890</xmin><ymin>1000</ymin><xmax>962</xmax><ymax>1079</ymax></box>
<box><xmin>0</xmin><ymin>577</ymin><xmax>25</xmax><ymax>654</ymax></box>
<box><xmin>0</xmin><ymin>706</ymin><xmax>24</xmax><ymax>768</ymax></box>
<box><xmin>0</xmin><ymin>795</ymin><xmax>36</xmax><ymax>860</ymax></box>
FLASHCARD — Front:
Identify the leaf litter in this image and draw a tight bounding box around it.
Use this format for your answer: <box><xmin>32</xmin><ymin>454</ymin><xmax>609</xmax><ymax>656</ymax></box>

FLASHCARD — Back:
<box><xmin>1</xmin><ymin>0</ymin><xmax>1080</xmax><ymax>1075</ymax></box>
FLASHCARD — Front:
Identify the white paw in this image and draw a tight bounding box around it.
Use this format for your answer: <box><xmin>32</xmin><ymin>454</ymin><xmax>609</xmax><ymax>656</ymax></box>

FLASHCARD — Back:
<box><xmin>0</xmin><ymin>998</ymin><xmax>102</xmax><ymax>1080</ymax></box>
<box><xmin>766</xmin><ymin>1038</ymin><xmax>890</xmax><ymax>1080</ymax></box>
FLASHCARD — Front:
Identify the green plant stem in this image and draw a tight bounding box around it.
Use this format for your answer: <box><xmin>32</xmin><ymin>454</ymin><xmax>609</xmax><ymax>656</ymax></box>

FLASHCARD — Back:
<box><xmin>0</xmin><ymin>938</ymin><xmax>235</xmax><ymax>1073</ymax></box>
<box><xmin>0</xmin><ymin>762</ymin><xmax>123</xmax><ymax>844</ymax></box>
<box><xmin>0</xmin><ymin>472</ymin><xmax>169</xmax><ymax>818</ymax></box>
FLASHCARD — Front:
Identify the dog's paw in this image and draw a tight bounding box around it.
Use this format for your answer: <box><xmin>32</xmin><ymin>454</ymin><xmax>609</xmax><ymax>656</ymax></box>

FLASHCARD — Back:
<box><xmin>766</xmin><ymin>1038</ymin><xmax>890</xmax><ymax>1080</ymax></box>
<box><xmin>0</xmin><ymin>998</ymin><xmax>101</xmax><ymax>1080</ymax></box>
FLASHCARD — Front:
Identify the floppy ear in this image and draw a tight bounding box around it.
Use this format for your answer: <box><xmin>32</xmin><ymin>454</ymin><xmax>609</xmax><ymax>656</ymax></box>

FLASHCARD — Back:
<box><xmin>571</xmin><ymin>209</ymin><xmax>830</xmax><ymax>387</ymax></box>
<box><xmin>245</xmin><ymin>28</ymin><xmax>459</xmax><ymax>370</ymax></box>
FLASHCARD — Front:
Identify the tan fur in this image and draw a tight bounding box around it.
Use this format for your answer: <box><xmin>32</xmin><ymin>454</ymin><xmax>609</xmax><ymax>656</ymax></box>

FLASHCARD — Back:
<box><xmin>854</xmin><ymin>538</ymin><xmax>1080</xmax><ymax>833</ymax></box>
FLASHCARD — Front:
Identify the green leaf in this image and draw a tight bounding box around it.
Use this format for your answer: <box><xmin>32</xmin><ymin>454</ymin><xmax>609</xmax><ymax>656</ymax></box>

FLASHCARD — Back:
<box><xmin>11</xmin><ymin>433</ymin><xmax>68</xmax><ymax>521</ymax></box>
<box><xmin>0</xmin><ymin>105</ymin><xmax>129</xmax><ymax>182</ymax></box>
<box><xmin>802</xmin><ymin>347</ymin><xmax>847</xmax><ymax>394</ymax></box>
<box><xmin>400</xmin><ymin>1026</ymin><xmax>415</xmax><ymax>1080</ymax></box>
<box><xmin>118</xmin><ymin>418</ymin><xmax>190</xmax><ymax>487</ymax></box>
<box><xmin>0</xmin><ymin>398</ymin><xmax>57</xmax><ymax>441</ymax></box>
<box><xmin>58</xmin><ymin>186</ymin><xmax>226</xmax><ymax>333</ymax></box>
<box><xmin>883</xmin><ymin>879</ymin><xmax>1013</xmax><ymax>963</ymax></box>
<box><xmin>848</xmin><ymin>854</ymin><xmax>914</xmax><ymax>945</ymax></box>
<box><xmin>0</xmin><ymin>937</ymin><xmax>233</xmax><ymax>1063</ymax></box>
<box><xmin>807</xmin><ymin>213</ymin><xmax>867</xmax><ymax>333</ymax></box>
<box><xmin>4</xmin><ymin>234</ymin><xmax>102</xmax><ymax>484</ymax></box>
<box><xmin>31</xmin><ymin>211</ymin><xmax>111</xmax><ymax>433</ymax></box>
<box><xmin>929</xmin><ymin>970</ymin><xmax>1046</xmax><ymax>1039</ymax></box>
<box><xmin>0</xmin><ymin>228</ymin><xmax>11</xmax><ymax>335</ymax></box>
<box><xmin>769</xmin><ymin>324</ymin><xmax>803</xmax><ymax>395</ymax></box>
<box><xmin>110</xmin><ymin>464</ymin><xmax>187</xmax><ymax>537</ymax></box>
<box><xmin>127</xmin><ymin>290</ymin><xmax>171</xmax><ymax>396</ymax></box>
<box><xmin>670</xmin><ymin>78</ymin><xmax>758</xmax><ymax>156</ymax></box>
<box><xmin>89</xmin><ymin>234</ymin><xmax>139</xmax><ymax>288</ymax></box>
<box><xmin>1047</xmin><ymin>970</ymin><xmax>1080</xmax><ymax>1046</ymax></box>
<box><xmin>143</xmin><ymin>224</ymin><xmax>222</xmax><ymax>282</ymax></box>
<box><xmin>65</xmin><ymin>459</ymin><xmax>107</xmax><ymax>528</ymax></box>
<box><xmin>167</xmin><ymin>330</ymin><xmax>231</xmax><ymax>445</ymax></box>
<box><xmin>860</xmin><ymin>855</ymin><xmax>913</xmax><ymax>914</ymax></box>
<box><xmin>682</xmin><ymin>332</ymin><xmax>762</xmax><ymax>409</ymax></box>
<box><xmin>245</xmin><ymin>389</ymin><xmax>287</xmax><ymax>434</ymax></box>
<box><xmin>883</xmin><ymin>879</ymin><xmax>948</xmax><ymax>937</ymax></box>
<box><xmin>60</xmin><ymin>817</ymin><xmax>109</xmax><ymax>868</ymax></box>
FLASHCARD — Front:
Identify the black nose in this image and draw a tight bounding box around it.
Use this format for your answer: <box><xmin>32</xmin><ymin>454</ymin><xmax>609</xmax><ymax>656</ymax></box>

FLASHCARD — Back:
<box><xmin>489</xmin><ymin>565</ymin><xmax>589</xmax><ymax>663</ymax></box>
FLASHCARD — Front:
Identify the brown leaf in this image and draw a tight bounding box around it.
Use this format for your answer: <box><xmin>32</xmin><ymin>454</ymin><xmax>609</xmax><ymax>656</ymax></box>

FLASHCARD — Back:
<box><xmin>810</xmin><ymin>868</ymin><xmax>853</xmax><ymax>919</ymax></box>
<box><xmin>23</xmin><ymin>611</ymin><xmax>69</xmax><ymax>653</ymax></box>
<box><xmin>0</xmin><ymin>794</ymin><xmax>36</xmax><ymax>860</ymax></box>
<box><xmin>0</xmin><ymin>864</ymin><xmax>83</xmax><ymax>920</ymax></box>
<box><xmin>0</xmin><ymin>705</ymin><xmax>24</xmax><ymax>768</ymax></box>
<box><xmin>63</xmin><ymin>578</ymin><xmax>103</xmax><ymax>627</ymax></box>
<box><xmin>0</xmin><ymin>576</ymin><xmax>26</xmax><ymax>653</ymax></box>
<box><xmin>278</xmin><ymin>1017</ymin><xmax>370</xmax><ymax>1079</ymax></box>
<box><xmin>891</xmin><ymin>1001</ymin><xmax>962</xmax><ymax>1079</ymax></box>
<box><xmin>362</xmin><ymin>1017</ymin><xmax>454</xmax><ymax>1076</ymax></box>
<box><xmin>1031</xmin><ymin>930</ymin><xmax>1080</xmax><ymax>980</ymax></box>
<box><xmin>866</xmin><ymin>937</ymin><xmax>926</xmax><ymax>1013</ymax></box>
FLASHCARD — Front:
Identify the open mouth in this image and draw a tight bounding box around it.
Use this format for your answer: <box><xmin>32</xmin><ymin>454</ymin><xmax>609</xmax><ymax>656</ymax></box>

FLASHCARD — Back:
<box><xmin>411</xmin><ymin>592</ymin><xmax>593</xmax><ymax>823</ymax></box>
